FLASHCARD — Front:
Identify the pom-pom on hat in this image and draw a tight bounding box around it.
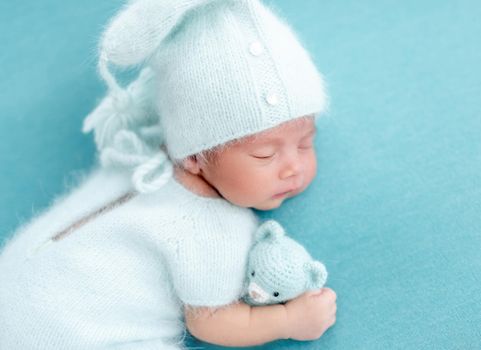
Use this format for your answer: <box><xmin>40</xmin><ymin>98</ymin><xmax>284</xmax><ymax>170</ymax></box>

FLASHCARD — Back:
<box><xmin>84</xmin><ymin>0</ymin><xmax>328</xmax><ymax>192</ymax></box>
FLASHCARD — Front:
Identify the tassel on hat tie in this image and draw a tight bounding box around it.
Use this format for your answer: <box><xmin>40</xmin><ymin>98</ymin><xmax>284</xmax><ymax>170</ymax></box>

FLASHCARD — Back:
<box><xmin>83</xmin><ymin>55</ymin><xmax>172</xmax><ymax>193</ymax></box>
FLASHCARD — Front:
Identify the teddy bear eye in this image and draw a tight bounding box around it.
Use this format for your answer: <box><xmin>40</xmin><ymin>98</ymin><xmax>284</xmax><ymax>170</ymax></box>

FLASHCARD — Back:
<box><xmin>273</xmin><ymin>292</ymin><xmax>279</xmax><ymax>297</ymax></box>
<box><xmin>251</xmin><ymin>271</ymin><xmax>255</xmax><ymax>277</ymax></box>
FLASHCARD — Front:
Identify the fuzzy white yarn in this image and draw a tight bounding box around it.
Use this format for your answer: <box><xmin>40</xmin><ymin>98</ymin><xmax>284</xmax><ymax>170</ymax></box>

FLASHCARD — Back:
<box><xmin>83</xmin><ymin>59</ymin><xmax>171</xmax><ymax>193</ymax></box>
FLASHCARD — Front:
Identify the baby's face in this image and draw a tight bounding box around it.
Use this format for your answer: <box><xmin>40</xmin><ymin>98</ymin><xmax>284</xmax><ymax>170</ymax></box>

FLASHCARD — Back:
<box><xmin>199</xmin><ymin>117</ymin><xmax>317</xmax><ymax>210</ymax></box>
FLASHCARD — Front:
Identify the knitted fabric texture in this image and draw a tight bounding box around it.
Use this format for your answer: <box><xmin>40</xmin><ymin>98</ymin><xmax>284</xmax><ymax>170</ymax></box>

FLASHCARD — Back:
<box><xmin>83</xmin><ymin>0</ymin><xmax>328</xmax><ymax>193</ymax></box>
<box><xmin>243</xmin><ymin>220</ymin><xmax>328</xmax><ymax>306</ymax></box>
<box><xmin>0</xmin><ymin>167</ymin><xmax>258</xmax><ymax>349</ymax></box>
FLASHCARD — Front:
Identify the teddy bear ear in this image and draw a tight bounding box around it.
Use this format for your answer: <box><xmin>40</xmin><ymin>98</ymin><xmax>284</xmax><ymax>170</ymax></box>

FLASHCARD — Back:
<box><xmin>304</xmin><ymin>261</ymin><xmax>328</xmax><ymax>290</ymax></box>
<box><xmin>255</xmin><ymin>220</ymin><xmax>286</xmax><ymax>243</ymax></box>
<box><xmin>100</xmin><ymin>0</ymin><xmax>223</xmax><ymax>67</ymax></box>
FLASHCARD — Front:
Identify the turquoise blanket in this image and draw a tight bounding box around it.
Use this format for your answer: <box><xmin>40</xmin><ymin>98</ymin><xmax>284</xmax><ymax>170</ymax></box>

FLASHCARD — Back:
<box><xmin>1</xmin><ymin>1</ymin><xmax>480</xmax><ymax>349</ymax></box>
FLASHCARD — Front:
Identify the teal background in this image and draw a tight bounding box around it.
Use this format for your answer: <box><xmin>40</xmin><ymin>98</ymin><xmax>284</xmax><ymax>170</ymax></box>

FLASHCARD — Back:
<box><xmin>1</xmin><ymin>1</ymin><xmax>480</xmax><ymax>349</ymax></box>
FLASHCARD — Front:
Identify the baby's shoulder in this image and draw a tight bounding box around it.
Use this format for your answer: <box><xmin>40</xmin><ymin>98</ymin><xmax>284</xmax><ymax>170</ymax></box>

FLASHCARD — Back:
<box><xmin>135</xmin><ymin>178</ymin><xmax>259</xmax><ymax>235</ymax></box>
<box><xmin>155</xmin><ymin>199</ymin><xmax>258</xmax><ymax>242</ymax></box>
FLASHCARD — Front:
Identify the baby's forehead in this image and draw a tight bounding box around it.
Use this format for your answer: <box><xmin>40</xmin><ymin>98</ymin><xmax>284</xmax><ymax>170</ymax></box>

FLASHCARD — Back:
<box><xmin>240</xmin><ymin>116</ymin><xmax>316</xmax><ymax>145</ymax></box>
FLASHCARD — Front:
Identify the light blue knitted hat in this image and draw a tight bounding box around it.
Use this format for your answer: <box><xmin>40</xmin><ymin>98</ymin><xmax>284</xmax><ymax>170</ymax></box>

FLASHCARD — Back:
<box><xmin>83</xmin><ymin>0</ymin><xmax>328</xmax><ymax>193</ymax></box>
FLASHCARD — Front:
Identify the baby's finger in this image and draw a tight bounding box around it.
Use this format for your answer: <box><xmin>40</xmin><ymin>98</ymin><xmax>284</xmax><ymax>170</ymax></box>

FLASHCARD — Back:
<box><xmin>321</xmin><ymin>288</ymin><xmax>337</xmax><ymax>301</ymax></box>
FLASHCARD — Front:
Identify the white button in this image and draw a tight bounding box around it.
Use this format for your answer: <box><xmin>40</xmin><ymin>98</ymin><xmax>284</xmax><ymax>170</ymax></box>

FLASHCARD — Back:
<box><xmin>249</xmin><ymin>41</ymin><xmax>264</xmax><ymax>56</ymax></box>
<box><xmin>265</xmin><ymin>92</ymin><xmax>279</xmax><ymax>106</ymax></box>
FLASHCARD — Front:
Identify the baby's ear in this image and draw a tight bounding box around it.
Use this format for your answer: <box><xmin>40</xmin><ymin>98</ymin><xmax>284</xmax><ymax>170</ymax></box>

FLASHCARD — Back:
<box><xmin>304</xmin><ymin>261</ymin><xmax>328</xmax><ymax>290</ymax></box>
<box><xmin>255</xmin><ymin>220</ymin><xmax>286</xmax><ymax>243</ymax></box>
<box><xmin>100</xmin><ymin>0</ymin><xmax>223</xmax><ymax>67</ymax></box>
<box><xmin>181</xmin><ymin>155</ymin><xmax>202</xmax><ymax>175</ymax></box>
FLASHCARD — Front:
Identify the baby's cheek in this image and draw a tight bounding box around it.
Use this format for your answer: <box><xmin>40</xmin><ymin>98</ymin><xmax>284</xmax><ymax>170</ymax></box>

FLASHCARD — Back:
<box><xmin>234</xmin><ymin>170</ymin><xmax>266</xmax><ymax>199</ymax></box>
<box><xmin>246</xmin><ymin>173</ymin><xmax>270</xmax><ymax>195</ymax></box>
<box><xmin>304</xmin><ymin>152</ymin><xmax>317</xmax><ymax>187</ymax></box>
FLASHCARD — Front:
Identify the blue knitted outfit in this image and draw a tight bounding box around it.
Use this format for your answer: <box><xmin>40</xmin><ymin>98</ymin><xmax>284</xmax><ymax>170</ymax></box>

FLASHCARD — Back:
<box><xmin>0</xmin><ymin>168</ymin><xmax>258</xmax><ymax>349</ymax></box>
<box><xmin>0</xmin><ymin>0</ymin><xmax>327</xmax><ymax>347</ymax></box>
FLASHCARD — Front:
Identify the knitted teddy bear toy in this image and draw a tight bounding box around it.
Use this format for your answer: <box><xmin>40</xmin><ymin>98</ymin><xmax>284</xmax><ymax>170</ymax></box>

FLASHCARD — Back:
<box><xmin>243</xmin><ymin>220</ymin><xmax>328</xmax><ymax>306</ymax></box>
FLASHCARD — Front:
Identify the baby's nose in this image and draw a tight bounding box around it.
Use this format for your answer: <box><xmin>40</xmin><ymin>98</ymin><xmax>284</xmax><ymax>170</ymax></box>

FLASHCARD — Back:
<box><xmin>279</xmin><ymin>154</ymin><xmax>303</xmax><ymax>179</ymax></box>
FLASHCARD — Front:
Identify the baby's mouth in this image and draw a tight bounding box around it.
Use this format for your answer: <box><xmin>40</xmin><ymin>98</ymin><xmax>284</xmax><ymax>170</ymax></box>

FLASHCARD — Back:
<box><xmin>273</xmin><ymin>187</ymin><xmax>300</xmax><ymax>198</ymax></box>
<box><xmin>272</xmin><ymin>190</ymin><xmax>291</xmax><ymax>198</ymax></box>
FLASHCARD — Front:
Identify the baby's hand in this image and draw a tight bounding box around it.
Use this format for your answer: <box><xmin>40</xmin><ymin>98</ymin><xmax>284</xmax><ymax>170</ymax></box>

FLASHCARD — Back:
<box><xmin>284</xmin><ymin>287</ymin><xmax>337</xmax><ymax>341</ymax></box>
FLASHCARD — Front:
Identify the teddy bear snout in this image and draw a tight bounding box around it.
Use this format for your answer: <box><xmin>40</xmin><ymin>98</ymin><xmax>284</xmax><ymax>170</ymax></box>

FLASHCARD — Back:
<box><xmin>249</xmin><ymin>290</ymin><xmax>261</xmax><ymax>299</ymax></box>
<box><xmin>248</xmin><ymin>281</ymin><xmax>270</xmax><ymax>303</ymax></box>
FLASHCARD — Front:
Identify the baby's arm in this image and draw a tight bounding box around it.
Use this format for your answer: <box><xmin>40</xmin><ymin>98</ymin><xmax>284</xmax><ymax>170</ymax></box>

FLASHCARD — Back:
<box><xmin>185</xmin><ymin>288</ymin><xmax>337</xmax><ymax>347</ymax></box>
<box><xmin>185</xmin><ymin>301</ymin><xmax>289</xmax><ymax>347</ymax></box>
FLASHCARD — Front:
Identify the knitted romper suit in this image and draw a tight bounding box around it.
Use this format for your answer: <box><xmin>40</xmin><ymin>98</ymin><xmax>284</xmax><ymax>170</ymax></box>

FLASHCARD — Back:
<box><xmin>0</xmin><ymin>167</ymin><xmax>258</xmax><ymax>349</ymax></box>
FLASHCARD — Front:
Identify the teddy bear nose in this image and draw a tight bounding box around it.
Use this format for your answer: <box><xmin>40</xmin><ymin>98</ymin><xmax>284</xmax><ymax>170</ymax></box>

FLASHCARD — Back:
<box><xmin>250</xmin><ymin>290</ymin><xmax>261</xmax><ymax>299</ymax></box>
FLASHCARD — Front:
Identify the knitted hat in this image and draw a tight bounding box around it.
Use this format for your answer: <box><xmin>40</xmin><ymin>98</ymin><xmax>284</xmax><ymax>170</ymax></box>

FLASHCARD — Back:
<box><xmin>83</xmin><ymin>0</ymin><xmax>328</xmax><ymax>192</ymax></box>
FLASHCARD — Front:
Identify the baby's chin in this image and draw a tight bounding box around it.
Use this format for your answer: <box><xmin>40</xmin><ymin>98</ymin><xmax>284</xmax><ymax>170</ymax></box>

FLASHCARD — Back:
<box><xmin>251</xmin><ymin>187</ymin><xmax>307</xmax><ymax>210</ymax></box>
<box><xmin>250</xmin><ymin>197</ymin><xmax>286</xmax><ymax>211</ymax></box>
<box><xmin>227</xmin><ymin>189</ymin><xmax>304</xmax><ymax>210</ymax></box>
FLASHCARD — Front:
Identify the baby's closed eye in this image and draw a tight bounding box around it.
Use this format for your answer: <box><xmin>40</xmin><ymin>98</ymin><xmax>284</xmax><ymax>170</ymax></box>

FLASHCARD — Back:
<box><xmin>249</xmin><ymin>146</ymin><xmax>277</xmax><ymax>159</ymax></box>
<box><xmin>298</xmin><ymin>140</ymin><xmax>314</xmax><ymax>150</ymax></box>
<box><xmin>251</xmin><ymin>153</ymin><xmax>276</xmax><ymax>159</ymax></box>
<box><xmin>298</xmin><ymin>132</ymin><xmax>316</xmax><ymax>149</ymax></box>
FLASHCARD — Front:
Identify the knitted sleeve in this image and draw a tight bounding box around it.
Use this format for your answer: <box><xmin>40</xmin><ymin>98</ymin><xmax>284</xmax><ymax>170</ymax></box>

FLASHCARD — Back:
<box><xmin>161</xmin><ymin>205</ymin><xmax>258</xmax><ymax>308</ymax></box>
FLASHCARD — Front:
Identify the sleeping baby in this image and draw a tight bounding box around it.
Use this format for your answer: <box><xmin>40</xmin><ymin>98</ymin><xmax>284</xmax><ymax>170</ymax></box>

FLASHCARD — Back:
<box><xmin>0</xmin><ymin>0</ymin><xmax>337</xmax><ymax>348</ymax></box>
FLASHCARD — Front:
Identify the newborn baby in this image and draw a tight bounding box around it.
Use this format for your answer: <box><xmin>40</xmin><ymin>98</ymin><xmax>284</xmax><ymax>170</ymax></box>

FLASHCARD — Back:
<box><xmin>0</xmin><ymin>0</ymin><xmax>337</xmax><ymax>348</ymax></box>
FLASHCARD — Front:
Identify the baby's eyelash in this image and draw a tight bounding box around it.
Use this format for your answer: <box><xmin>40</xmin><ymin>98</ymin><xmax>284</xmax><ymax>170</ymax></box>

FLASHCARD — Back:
<box><xmin>252</xmin><ymin>154</ymin><xmax>275</xmax><ymax>159</ymax></box>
